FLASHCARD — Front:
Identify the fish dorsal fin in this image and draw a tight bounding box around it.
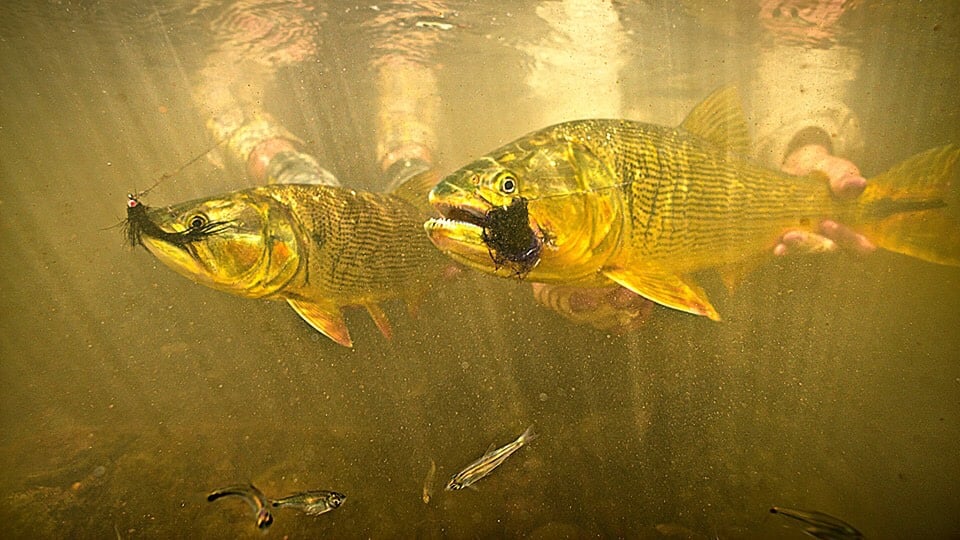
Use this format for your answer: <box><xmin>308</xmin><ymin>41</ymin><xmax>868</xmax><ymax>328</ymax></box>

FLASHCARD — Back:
<box><xmin>603</xmin><ymin>263</ymin><xmax>721</xmax><ymax>321</ymax></box>
<box><xmin>679</xmin><ymin>86</ymin><xmax>751</xmax><ymax>156</ymax></box>
<box><xmin>365</xmin><ymin>304</ymin><xmax>394</xmax><ymax>340</ymax></box>
<box><xmin>286</xmin><ymin>298</ymin><xmax>353</xmax><ymax>347</ymax></box>
<box><xmin>483</xmin><ymin>442</ymin><xmax>498</xmax><ymax>457</ymax></box>
<box><xmin>390</xmin><ymin>166</ymin><xmax>440</xmax><ymax>214</ymax></box>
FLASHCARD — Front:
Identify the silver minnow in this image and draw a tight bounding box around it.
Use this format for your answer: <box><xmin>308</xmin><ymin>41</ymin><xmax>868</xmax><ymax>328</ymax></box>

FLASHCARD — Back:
<box><xmin>446</xmin><ymin>425</ymin><xmax>537</xmax><ymax>491</ymax></box>
<box><xmin>271</xmin><ymin>490</ymin><xmax>346</xmax><ymax>516</ymax></box>
<box><xmin>206</xmin><ymin>483</ymin><xmax>273</xmax><ymax>529</ymax></box>
<box><xmin>770</xmin><ymin>505</ymin><xmax>863</xmax><ymax>539</ymax></box>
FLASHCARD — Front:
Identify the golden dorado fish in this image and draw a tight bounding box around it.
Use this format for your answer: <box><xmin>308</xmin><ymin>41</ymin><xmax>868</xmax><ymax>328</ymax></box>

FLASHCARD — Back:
<box><xmin>425</xmin><ymin>87</ymin><xmax>960</xmax><ymax>320</ymax></box>
<box><xmin>125</xmin><ymin>174</ymin><xmax>443</xmax><ymax>347</ymax></box>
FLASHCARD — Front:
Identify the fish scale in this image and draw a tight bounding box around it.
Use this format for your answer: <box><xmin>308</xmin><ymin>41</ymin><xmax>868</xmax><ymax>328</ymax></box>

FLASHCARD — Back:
<box><xmin>549</xmin><ymin>120</ymin><xmax>836</xmax><ymax>272</ymax></box>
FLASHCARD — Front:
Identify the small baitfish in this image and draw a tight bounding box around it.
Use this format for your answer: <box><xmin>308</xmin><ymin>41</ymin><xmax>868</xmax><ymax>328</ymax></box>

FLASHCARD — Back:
<box><xmin>446</xmin><ymin>426</ymin><xmax>537</xmax><ymax>491</ymax></box>
<box><xmin>422</xmin><ymin>458</ymin><xmax>436</xmax><ymax>504</ymax></box>
<box><xmin>271</xmin><ymin>490</ymin><xmax>346</xmax><ymax>516</ymax></box>
<box><xmin>770</xmin><ymin>506</ymin><xmax>863</xmax><ymax>539</ymax></box>
<box><xmin>206</xmin><ymin>484</ymin><xmax>273</xmax><ymax>529</ymax></box>
<box><xmin>124</xmin><ymin>171</ymin><xmax>444</xmax><ymax>347</ymax></box>
<box><xmin>425</xmin><ymin>87</ymin><xmax>960</xmax><ymax>321</ymax></box>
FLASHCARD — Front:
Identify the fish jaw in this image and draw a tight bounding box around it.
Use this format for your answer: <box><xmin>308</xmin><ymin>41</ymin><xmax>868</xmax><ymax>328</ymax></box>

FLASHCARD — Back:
<box><xmin>424</xmin><ymin>180</ymin><xmax>502</xmax><ymax>274</ymax></box>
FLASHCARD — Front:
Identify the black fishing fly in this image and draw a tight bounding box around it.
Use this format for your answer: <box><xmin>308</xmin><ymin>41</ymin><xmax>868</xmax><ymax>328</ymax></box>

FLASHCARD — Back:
<box><xmin>123</xmin><ymin>193</ymin><xmax>230</xmax><ymax>248</ymax></box>
<box><xmin>481</xmin><ymin>197</ymin><xmax>544</xmax><ymax>278</ymax></box>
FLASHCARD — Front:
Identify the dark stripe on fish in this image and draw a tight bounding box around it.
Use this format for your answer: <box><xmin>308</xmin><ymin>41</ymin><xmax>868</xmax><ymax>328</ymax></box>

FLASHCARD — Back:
<box><xmin>867</xmin><ymin>197</ymin><xmax>947</xmax><ymax>220</ymax></box>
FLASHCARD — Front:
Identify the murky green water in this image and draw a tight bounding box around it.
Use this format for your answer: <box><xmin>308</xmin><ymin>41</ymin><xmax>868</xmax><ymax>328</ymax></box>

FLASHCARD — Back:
<box><xmin>1</xmin><ymin>2</ymin><xmax>959</xmax><ymax>538</ymax></box>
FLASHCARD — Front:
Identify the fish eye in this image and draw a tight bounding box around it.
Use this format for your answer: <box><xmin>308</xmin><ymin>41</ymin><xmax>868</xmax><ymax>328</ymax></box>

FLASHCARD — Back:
<box><xmin>188</xmin><ymin>214</ymin><xmax>208</xmax><ymax>230</ymax></box>
<box><xmin>499</xmin><ymin>172</ymin><xmax>517</xmax><ymax>194</ymax></box>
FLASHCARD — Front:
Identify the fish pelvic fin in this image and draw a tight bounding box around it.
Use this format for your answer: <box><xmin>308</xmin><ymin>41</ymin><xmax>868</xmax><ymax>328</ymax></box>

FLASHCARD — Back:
<box><xmin>286</xmin><ymin>298</ymin><xmax>353</xmax><ymax>347</ymax></box>
<box><xmin>365</xmin><ymin>303</ymin><xmax>394</xmax><ymax>340</ymax></box>
<box><xmin>679</xmin><ymin>86</ymin><xmax>752</xmax><ymax>156</ymax></box>
<box><xmin>604</xmin><ymin>264</ymin><xmax>721</xmax><ymax>321</ymax></box>
<box><xmin>857</xmin><ymin>144</ymin><xmax>960</xmax><ymax>266</ymax></box>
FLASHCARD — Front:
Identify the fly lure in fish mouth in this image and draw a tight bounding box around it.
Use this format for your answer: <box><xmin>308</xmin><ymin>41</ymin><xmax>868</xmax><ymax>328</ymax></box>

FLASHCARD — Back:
<box><xmin>123</xmin><ymin>193</ymin><xmax>231</xmax><ymax>248</ymax></box>
<box><xmin>481</xmin><ymin>197</ymin><xmax>545</xmax><ymax>278</ymax></box>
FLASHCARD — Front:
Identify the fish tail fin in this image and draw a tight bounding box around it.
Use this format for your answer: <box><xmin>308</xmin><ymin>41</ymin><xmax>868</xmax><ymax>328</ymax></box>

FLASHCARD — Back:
<box><xmin>857</xmin><ymin>144</ymin><xmax>960</xmax><ymax>266</ymax></box>
<box><xmin>518</xmin><ymin>425</ymin><xmax>538</xmax><ymax>445</ymax></box>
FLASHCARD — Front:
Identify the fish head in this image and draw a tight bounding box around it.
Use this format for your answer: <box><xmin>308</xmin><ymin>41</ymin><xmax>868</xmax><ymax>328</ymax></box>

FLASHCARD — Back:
<box><xmin>326</xmin><ymin>491</ymin><xmax>346</xmax><ymax>508</ymax></box>
<box><xmin>126</xmin><ymin>189</ymin><xmax>301</xmax><ymax>298</ymax></box>
<box><xmin>256</xmin><ymin>509</ymin><xmax>274</xmax><ymax>529</ymax></box>
<box><xmin>426</xmin><ymin>129</ymin><xmax>624</xmax><ymax>281</ymax></box>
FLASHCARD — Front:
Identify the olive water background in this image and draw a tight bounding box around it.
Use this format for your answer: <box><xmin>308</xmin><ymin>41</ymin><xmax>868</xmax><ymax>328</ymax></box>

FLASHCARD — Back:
<box><xmin>1</xmin><ymin>2</ymin><xmax>959</xmax><ymax>538</ymax></box>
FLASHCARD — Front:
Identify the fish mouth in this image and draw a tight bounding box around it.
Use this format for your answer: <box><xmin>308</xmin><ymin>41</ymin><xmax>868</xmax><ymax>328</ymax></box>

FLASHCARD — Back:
<box><xmin>424</xmin><ymin>199</ymin><xmax>491</xmax><ymax>266</ymax></box>
<box><xmin>433</xmin><ymin>202</ymin><xmax>489</xmax><ymax>228</ymax></box>
<box><xmin>124</xmin><ymin>197</ymin><xmax>221</xmax><ymax>283</ymax></box>
<box><xmin>425</xmin><ymin>191</ymin><xmax>543</xmax><ymax>277</ymax></box>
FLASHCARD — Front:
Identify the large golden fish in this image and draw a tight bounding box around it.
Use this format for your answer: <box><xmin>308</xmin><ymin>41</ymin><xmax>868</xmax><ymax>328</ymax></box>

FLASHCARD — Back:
<box><xmin>126</xmin><ymin>175</ymin><xmax>443</xmax><ymax>347</ymax></box>
<box><xmin>425</xmin><ymin>87</ymin><xmax>959</xmax><ymax>320</ymax></box>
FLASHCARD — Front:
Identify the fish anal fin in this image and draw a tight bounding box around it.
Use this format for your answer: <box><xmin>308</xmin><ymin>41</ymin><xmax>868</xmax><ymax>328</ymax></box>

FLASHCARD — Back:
<box><xmin>405</xmin><ymin>296</ymin><xmax>423</xmax><ymax>320</ymax></box>
<box><xmin>287</xmin><ymin>298</ymin><xmax>353</xmax><ymax>347</ymax></box>
<box><xmin>679</xmin><ymin>86</ymin><xmax>751</xmax><ymax>156</ymax></box>
<box><xmin>365</xmin><ymin>304</ymin><xmax>394</xmax><ymax>340</ymax></box>
<box><xmin>718</xmin><ymin>256</ymin><xmax>764</xmax><ymax>294</ymax></box>
<box><xmin>603</xmin><ymin>265</ymin><xmax>721</xmax><ymax>321</ymax></box>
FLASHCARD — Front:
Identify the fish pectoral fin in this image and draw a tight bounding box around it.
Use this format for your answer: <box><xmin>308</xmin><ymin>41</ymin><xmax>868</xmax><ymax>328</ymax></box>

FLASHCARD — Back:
<box><xmin>286</xmin><ymin>298</ymin><xmax>353</xmax><ymax>347</ymax></box>
<box><xmin>365</xmin><ymin>304</ymin><xmax>393</xmax><ymax>340</ymax></box>
<box><xmin>603</xmin><ymin>265</ymin><xmax>721</xmax><ymax>321</ymax></box>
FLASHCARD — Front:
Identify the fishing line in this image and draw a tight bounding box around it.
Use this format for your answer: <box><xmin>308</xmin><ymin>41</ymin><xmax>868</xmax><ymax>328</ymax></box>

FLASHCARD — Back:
<box><xmin>134</xmin><ymin>137</ymin><xmax>228</xmax><ymax>200</ymax></box>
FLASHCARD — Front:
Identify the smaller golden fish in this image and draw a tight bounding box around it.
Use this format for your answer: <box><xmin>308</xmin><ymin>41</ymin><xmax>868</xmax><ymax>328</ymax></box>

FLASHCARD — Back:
<box><xmin>206</xmin><ymin>484</ymin><xmax>273</xmax><ymax>529</ymax></box>
<box><xmin>271</xmin><ymin>490</ymin><xmax>345</xmax><ymax>516</ymax></box>
<box><xmin>446</xmin><ymin>426</ymin><xmax>537</xmax><ymax>491</ymax></box>
<box><xmin>124</xmin><ymin>169</ymin><xmax>443</xmax><ymax>347</ymax></box>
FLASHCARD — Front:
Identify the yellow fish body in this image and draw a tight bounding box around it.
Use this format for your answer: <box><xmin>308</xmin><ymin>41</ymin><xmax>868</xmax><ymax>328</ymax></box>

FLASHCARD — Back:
<box><xmin>425</xmin><ymin>87</ymin><xmax>960</xmax><ymax>320</ymax></box>
<box><xmin>127</xmin><ymin>178</ymin><xmax>442</xmax><ymax>347</ymax></box>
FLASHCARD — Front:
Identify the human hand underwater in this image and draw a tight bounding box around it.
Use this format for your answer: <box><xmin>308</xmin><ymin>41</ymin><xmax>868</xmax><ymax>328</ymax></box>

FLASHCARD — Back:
<box><xmin>776</xmin><ymin>143</ymin><xmax>876</xmax><ymax>256</ymax></box>
<box><xmin>531</xmin><ymin>283</ymin><xmax>654</xmax><ymax>333</ymax></box>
